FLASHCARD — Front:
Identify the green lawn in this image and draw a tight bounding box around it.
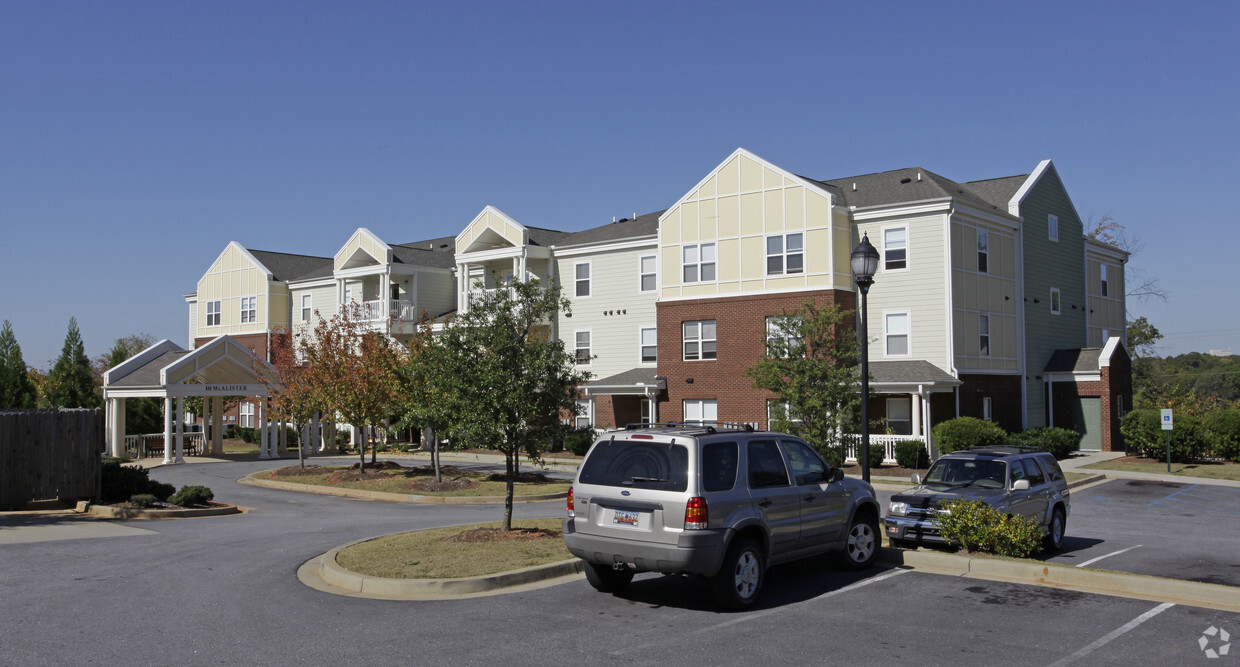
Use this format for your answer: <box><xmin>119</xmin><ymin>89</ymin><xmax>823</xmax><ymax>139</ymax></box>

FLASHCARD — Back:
<box><xmin>335</xmin><ymin>518</ymin><xmax>572</xmax><ymax>579</ymax></box>
<box><xmin>252</xmin><ymin>465</ymin><xmax>571</xmax><ymax>497</ymax></box>
<box><xmin>1080</xmin><ymin>458</ymin><xmax>1240</xmax><ymax>482</ymax></box>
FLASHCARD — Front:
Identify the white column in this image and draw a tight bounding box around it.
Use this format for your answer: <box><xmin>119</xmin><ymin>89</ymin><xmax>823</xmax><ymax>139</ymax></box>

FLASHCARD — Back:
<box><xmin>912</xmin><ymin>391</ymin><xmax>923</xmax><ymax>438</ymax></box>
<box><xmin>259</xmin><ymin>402</ymin><xmax>270</xmax><ymax>459</ymax></box>
<box><xmin>212</xmin><ymin>396</ymin><xmax>224</xmax><ymax>454</ymax></box>
<box><xmin>163</xmin><ymin>398</ymin><xmax>174</xmax><ymax>464</ymax></box>
<box><xmin>277</xmin><ymin>420</ymin><xmax>287</xmax><ymax>456</ymax></box>
<box><xmin>107</xmin><ymin>397</ymin><xmax>125</xmax><ymax>457</ymax></box>
<box><xmin>175</xmin><ymin>397</ymin><xmax>185</xmax><ymax>463</ymax></box>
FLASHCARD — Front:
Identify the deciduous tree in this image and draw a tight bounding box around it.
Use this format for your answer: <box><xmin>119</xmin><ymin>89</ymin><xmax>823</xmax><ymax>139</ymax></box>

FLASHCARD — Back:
<box><xmin>402</xmin><ymin>277</ymin><xmax>588</xmax><ymax>530</ymax></box>
<box><xmin>258</xmin><ymin>329</ymin><xmax>321</xmax><ymax>468</ymax></box>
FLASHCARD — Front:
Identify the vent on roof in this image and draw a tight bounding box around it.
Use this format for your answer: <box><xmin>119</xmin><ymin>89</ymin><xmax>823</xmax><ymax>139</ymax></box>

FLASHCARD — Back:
<box><xmin>852</xmin><ymin>183</ymin><xmax>857</xmax><ymax>191</ymax></box>
<box><xmin>917</xmin><ymin>172</ymin><xmax>922</xmax><ymax>182</ymax></box>
<box><xmin>901</xmin><ymin>177</ymin><xmax>911</xmax><ymax>184</ymax></box>
<box><xmin>439</xmin><ymin>243</ymin><xmax>448</xmax><ymax>248</ymax></box>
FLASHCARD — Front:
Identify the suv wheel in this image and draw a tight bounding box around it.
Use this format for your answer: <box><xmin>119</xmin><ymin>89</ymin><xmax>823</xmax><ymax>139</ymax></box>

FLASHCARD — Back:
<box><xmin>711</xmin><ymin>537</ymin><xmax>764</xmax><ymax>610</ymax></box>
<box><xmin>836</xmin><ymin>511</ymin><xmax>880</xmax><ymax>569</ymax></box>
<box><xmin>1042</xmin><ymin>508</ymin><xmax>1066</xmax><ymax>552</ymax></box>
<box><xmin>583</xmin><ymin>561</ymin><xmax>635</xmax><ymax>593</ymax></box>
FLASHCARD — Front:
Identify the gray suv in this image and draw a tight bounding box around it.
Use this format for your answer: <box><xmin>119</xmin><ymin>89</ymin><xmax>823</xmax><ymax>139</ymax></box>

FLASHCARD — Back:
<box><xmin>884</xmin><ymin>446</ymin><xmax>1070</xmax><ymax>551</ymax></box>
<box><xmin>562</xmin><ymin>423</ymin><xmax>881</xmax><ymax>609</ymax></box>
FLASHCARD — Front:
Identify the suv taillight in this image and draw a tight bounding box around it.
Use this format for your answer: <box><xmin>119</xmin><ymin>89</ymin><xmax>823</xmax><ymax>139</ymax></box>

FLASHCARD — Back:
<box><xmin>566</xmin><ymin>486</ymin><xmax>575</xmax><ymax>517</ymax></box>
<box><xmin>684</xmin><ymin>496</ymin><xmax>708</xmax><ymax>530</ymax></box>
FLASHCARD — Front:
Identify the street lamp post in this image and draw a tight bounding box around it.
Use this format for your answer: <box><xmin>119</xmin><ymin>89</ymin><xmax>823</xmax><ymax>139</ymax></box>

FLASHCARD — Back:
<box><xmin>851</xmin><ymin>234</ymin><xmax>879</xmax><ymax>483</ymax></box>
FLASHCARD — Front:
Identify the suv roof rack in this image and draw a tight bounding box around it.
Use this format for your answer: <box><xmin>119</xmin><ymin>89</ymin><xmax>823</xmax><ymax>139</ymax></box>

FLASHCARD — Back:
<box><xmin>964</xmin><ymin>446</ymin><xmax>1040</xmax><ymax>456</ymax></box>
<box><xmin>624</xmin><ymin>421</ymin><xmax>757</xmax><ymax>434</ymax></box>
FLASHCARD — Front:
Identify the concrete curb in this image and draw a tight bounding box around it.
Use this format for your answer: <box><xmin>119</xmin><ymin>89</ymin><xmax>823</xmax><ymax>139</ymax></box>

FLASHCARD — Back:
<box><xmin>881</xmin><ymin>548</ymin><xmax>1240</xmax><ymax>613</ymax></box>
<box><xmin>86</xmin><ymin>503</ymin><xmax>244</xmax><ymax>520</ymax></box>
<box><xmin>239</xmin><ymin>473</ymin><xmax>568</xmax><ymax>504</ymax></box>
<box><xmin>305</xmin><ymin>537</ymin><xmax>584</xmax><ymax>600</ymax></box>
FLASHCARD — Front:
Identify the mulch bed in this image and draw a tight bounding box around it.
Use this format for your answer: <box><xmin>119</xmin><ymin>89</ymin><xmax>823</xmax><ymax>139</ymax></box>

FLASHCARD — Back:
<box><xmin>446</xmin><ymin>526</ymin><xmax>562</xmax><ymax>543</ymax></box>
<box><xmin>110</xmin><ymin>500</ymin><xmax>225</xmax><ymax>510</ymax></box>
<box><xmin>841</xmin><ymin>462</ymin><xmax>925</xmax><ymax>481</ymax></box>
<box><xmin>1102</xmin><ymin>455</ymin><xmax>1237</xmax><ymax>467</ymax></box>
<box><xmin>265</xmin><ymin>462</ymin><xmax>564</xmax><ymax>493</ymax></box>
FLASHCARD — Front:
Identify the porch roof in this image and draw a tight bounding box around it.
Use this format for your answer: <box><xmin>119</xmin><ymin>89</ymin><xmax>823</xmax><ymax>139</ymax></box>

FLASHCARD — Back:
<box><xmin>102</xmin><ymin>335</ymin><xmax>272</xmax><ymax>399</ymax></box>
<box><xmin>868</xmin><ymin>360</ymin><xmax>960</xmax><ymax>392</ymax></box>
<box><xmin>583</xmin><ymin>368</ymin><xmax>665</xmax><ymax>396</ymax></box>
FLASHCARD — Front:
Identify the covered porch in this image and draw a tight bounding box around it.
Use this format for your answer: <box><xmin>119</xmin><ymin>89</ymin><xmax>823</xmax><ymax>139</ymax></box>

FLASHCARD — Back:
<box><xmin>848</xmin><ymin>360</ymin><xmax>961</xmax><ymax>460</ymax></box>
<box><xmin>580</xmin><ymin>368</ymin><xmax>666</xmax><ymax>430</ymax></box>
<box><xmin>102</xmin><ymin>335</ymin><xmax>301</xmax><ymax>464</ymax></box>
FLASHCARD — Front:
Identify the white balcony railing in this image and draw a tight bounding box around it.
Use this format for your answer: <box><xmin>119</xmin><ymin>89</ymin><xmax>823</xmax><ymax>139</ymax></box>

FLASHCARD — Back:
<box><xmin>842</xmin><ymin>433</ymin><xmax>926</xmax><ymax>463</ymax></box>
<box><xmin>359</xmin><ymin>299</ymin><xmax>417</xmax><ymax>323</ymax></box>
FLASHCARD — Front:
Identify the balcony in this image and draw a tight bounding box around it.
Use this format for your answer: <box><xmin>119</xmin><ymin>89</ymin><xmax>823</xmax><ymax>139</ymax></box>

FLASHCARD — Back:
<box><xmin>358</xmin><ymin>299</ymin><xmax>418</xmax><ymax>323</ymax></box>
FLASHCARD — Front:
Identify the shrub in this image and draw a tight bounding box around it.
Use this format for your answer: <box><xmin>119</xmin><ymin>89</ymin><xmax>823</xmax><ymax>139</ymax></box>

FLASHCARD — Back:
<box><xmin>169</xmin><ymin>485</ymin><xmax>214</xmax><ymax>508</ymax></box>
<box><xmin>819</xmin><ymin>443</ymin><xmax>845</xmax><ymax>468</ymax></box>
<box><xmin>868</xmin><ymin>444</ymin><xmax>885</xmax><ymax>469</ymax></box>
<box><xmin>931</xmin><ymin>417</ymin><xmax>1007</xmax><ymax>455</ymax></box>
<box><xmin>1008</xmin><ymin>427</ymin><xmax>1081</xmax><ymax>460</ymax></box>
<box><xmin>146</xmin><ymin>481</ymin><xmax>176</xmax><ymax>501</ymax></box>
<box><xmin>101</xmin><ymin>461</ymin><xmax>152</xmax><ymax>504</ymax></box>
<box><xmin>1120</xmin><ymin>409</ymin><xmax>1207</xmax><ymax>462</ymax></box>
<box><xmin>936</xmin><ymin>499</ymin><xmax>1044</xmax><ymax>558</ymax></box>
<box><xmin>1204</xmin><ymin>410</ymin><xmax>1240</xmax><ymax>462</ymax></box>
<box><xmin>565</xmin><ymin>429</ymin><xmax>596</xmax><ymax>456</ymax></box>
<box><xmin>894</xmin><ymin>440</ymin><xmax>929</xmax><ymax>469</ymax></box>
<box><xmin>129</xmin><ymin>494</ymin><xmax>158</xmax><ymax>508</ymax></box>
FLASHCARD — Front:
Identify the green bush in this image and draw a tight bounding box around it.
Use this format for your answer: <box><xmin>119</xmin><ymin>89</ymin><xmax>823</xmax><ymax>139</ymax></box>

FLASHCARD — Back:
<box><xmin>565</xmin><ymin>429</ymin><xmax>596</xmax><ymax>456</ymax></box>
<box><xmin>868</xmin><ymin>444</ymin><xmax>885</xmax><ymax>469</ymax></box>
<box><xmin>894</xmin><ymin>440</ymin><xmax>929</xmax><ymax>469</ymax></box>
<box><xmin>1007</xmin><ymin>427</ymin><xmax>1081</xmax><ymax>460</ymax></box>
<box><xmin>936</xmin><ymin>499</ymin><xmax>1044</xmax><ymax>558</ymax></box>
<box><xmin>1204</xmin><ymin>410</ymin><xmax>1240</xmax><ymax>462</ymax></box>
<box><xmin>1120</xmin><ymin>409</ymin><xmax>1207</xmax><ymax>462</ymax></box>
<box><xmin>819</xmin><ymin>443</ymin><xmax>845</xmax><ymax>468</ymax></box>
<box><xmin>101</xmin><ymin>461</ymin><xmax>152</xmax><ymax>504</ymax></box>
<box><xmin>146</xmin><ymin>481</ymin><xmax>176</xmax><ymax>501</ymax></box>
<box><xmin>168</xmin><ymin>485</ymin><xmax>214</xmax><ymax>508</ymax></box>
<box><xmin>129</xmin><ymin>494</ymin><xmax>158</xmax><ymax>508</ymax></box>
<box><xmin>931</xmin><ymin>417</ymin><xmax>1007</xmax><ymax>455</ymax></box>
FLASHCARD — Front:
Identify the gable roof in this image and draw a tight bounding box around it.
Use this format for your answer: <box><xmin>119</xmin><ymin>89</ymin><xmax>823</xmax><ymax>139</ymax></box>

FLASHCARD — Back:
<box><xmin>555</xmin><ymin>210</ymin><xmax>663</xmax><ymax>247</ymax></box>
<box><xmin>247</xmin><ymin>249</ymin><xmax>333</xmax><ymax>282</ymax></box>
<box><xmin>811</xmin><ymin>168</ymin><xmax>1017</xmax><ymax>220</ymax></box>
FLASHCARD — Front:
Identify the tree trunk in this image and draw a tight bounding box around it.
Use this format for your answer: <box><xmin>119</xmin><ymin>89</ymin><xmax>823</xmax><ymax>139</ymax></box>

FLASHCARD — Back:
<box><xmin>295</xmin><ymin>420</ymin><xmax>305</xmax><ymax>469</ymax></box>
<box><xmin>432</xmin><ymin>434</ymin><xmax>441</xmax><ymax>483</ymax></box>
<box><xmin>357</xmin><ymin>426</ymin><xmax>366</xmax><ymax>474</ymax></box>
<box><xmin>503</xmin><ymin>450</ymin><xmax>514</xmax><ymax>531</ymax></box>
<box><xmin>370</xmin><ymin>424</ymin><xmax>378</xmax><ymax>465</ymax></box>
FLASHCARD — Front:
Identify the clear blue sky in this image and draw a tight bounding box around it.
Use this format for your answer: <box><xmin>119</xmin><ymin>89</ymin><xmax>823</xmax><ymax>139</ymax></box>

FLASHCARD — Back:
<box><xmin>3</xmin><ymin>1</ymin><xmax>1237</xmax><ymax>369</ymax></box>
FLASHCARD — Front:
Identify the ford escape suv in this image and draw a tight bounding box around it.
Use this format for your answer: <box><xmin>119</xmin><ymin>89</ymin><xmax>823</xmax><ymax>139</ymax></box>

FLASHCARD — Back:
<box><xmin>884</xmin><ymin>446</ymin><xmax>1070</xmax><ymax>551</ymax></box>
<box><xmin>562</xmin><ymin>423</ymin><xmax>881</xmax><ymax>610</ymax></box>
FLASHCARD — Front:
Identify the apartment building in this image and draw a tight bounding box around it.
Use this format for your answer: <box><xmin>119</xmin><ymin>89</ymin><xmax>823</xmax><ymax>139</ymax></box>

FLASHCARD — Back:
<box><xmin>170</xmin><ymin>148</ymin><xmax>1131</xmax><ymax>451</ymax></box>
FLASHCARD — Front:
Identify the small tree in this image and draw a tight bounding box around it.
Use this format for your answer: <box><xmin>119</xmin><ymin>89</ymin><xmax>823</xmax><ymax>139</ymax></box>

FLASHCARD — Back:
<box><xmin>0</xmin><ymin>320</ymin><xmax>38</xmax><ymax>409</ymax></box>
<box><xmin>302</xmin><ymin>303</ymin><xmax>403</xmax><ymax>473</ymax></box>
<box><xmin>746</xmin><ymin>300</ymin><xmax>862</xmax><ymax>465</ymax></box>
<box><xmin>257</xmin><ymin>329</ymin><xmax>321</xmax><ymax>468</ymax></box>
<box><xmin>48</xmin><ymin>317</ymin><xmax>99</xmax><ymax>409</ymax></box>
<box><xmin>407</xmin><ymin>277</ymin><xmax>588</xmax><ymax>531</ymax></box>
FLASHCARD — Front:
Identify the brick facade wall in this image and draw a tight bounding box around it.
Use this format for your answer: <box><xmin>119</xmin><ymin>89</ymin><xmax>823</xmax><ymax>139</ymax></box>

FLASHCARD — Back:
<box><xmin>194</xmin><ymin>332</ymin><xmax>271</xmax><ymax>426</ymax></box>
<box><xmin>655</xmin><ymin>289</ymin><xmax>855</xmax><ymax>426</ymax></box>
<box><xmin>956</xmin><ymin>373</ymin><xmax>1024</xmax><ymax>434</ymax></box>
<box><xmin>1047</xmin><ymin>345</ymin><xmax>1132</xmax><ymax>451</ymax></box>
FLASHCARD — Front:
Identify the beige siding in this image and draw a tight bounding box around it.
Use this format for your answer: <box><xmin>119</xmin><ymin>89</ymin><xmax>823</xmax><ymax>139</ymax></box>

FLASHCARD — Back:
<box><xmin>557</xmin><ymin>246</ymin><xmax>659</xmax><ymax>379</ymax></box>
<box><xmin>457</xmin><ymin>208</ymin><xmax>526</xmax><ymax>253</ymax></box>
<box><xmin>417</xmin><ymin>271</ymin><xmax>457</xmax><ymax>319</ymax></box>
<box><xmin>658</xmin><ymin>151</ymin><xmax>849</xmax><ymax>301</ymax></box>
<box><xmin>951</xmin><ymin>217</ymin><xmax>1019</xmax><ymax>372</ymax></box>
<box><xmin>860</xmin><ymin>214</ymin><xmax>950</xmax><ymax>368</ymax></box>
<box><xmin>195</xmin><ymin>244</ymin><xmax>277</xmax><ymax>340</ymax></box>
<box><xmin>335</xmin><ymin>229</ymin><xmax>390</xmax><ymax>271</ymax></box>
<box><xmin>1086</xmin><ymin>256</ymin><xmax>1126</xmax><ymax>346</ymax></box>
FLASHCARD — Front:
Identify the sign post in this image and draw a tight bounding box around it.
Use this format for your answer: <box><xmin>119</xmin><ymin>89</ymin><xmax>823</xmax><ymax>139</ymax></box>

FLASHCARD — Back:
<box><xmin>1160</xmin><ymin>409</ymin><xmax>1174</xmax><ymax>473</ymax></box>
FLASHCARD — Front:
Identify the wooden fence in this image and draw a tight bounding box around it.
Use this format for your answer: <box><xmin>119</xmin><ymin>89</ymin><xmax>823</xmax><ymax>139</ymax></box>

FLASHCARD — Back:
<box><xmin>0</xmin><ymin>408</ymin><xmax>103</xmax><ymax>509</ymax></box>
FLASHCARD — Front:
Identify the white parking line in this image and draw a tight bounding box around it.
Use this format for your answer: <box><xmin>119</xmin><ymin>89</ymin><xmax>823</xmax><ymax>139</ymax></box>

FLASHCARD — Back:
<box><xmin>1075</xmin><ymin>545</ymin><xmax>1142</xmax><ymax>568</ymax></box>
<box><xmin>1046</xmin><ymin>602</ymin><xmax>1174</xmax><ymax>666</ymax></box>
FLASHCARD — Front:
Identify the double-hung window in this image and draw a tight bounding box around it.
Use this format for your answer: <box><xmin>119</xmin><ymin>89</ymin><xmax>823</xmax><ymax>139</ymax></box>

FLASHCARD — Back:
<box><xmin>682</xmin><ymin>243</ymin><xmax>716</xmax><ymax>283</ymax></box>
<box><xmin>683</xmin><ymin>320</ymin><xmax>717</xmax><ymax>360</ymax></box>
<box><xmin>640</xmin><ymin>327</ymin><xmax>657</xmax><ymax>363</ymax></box>
<box><xmin>575</xmin><ymin>399</ymin><xmax>593</xmax><ymax>430</ymax></box>
<box><xmin>765</xmin><ymin>316</ymin><xmax>803</xmax><ymax>357</ymax></box>
<box><xmin>885</xmin><ymin>312</ymin><xmax>909</xmax><ymax>355</ymax></box>
<box><xmin>639</xmin><ymin>255</ymin><xmax>657</xmax><ymax>292</ymax></box>
<box><xmin>240</xmin><ymin>402</ymin><xmax>254</xmax><ymax>428</ymax></box>
<box><xmin>684</xmin><ymin>399</ymin><xmax>717</xmax><ymax>423</ymax></box>
<box><xmin>884</xmin><ymin>227</ymin><xmax>907</xmax><ymax>270</ymax></box>
<box><xmin>977</xmin><ymin>231</ymin><xmax>989</xmax><ymax>273</ymax></box>
<box><xmin>886</xmin><ymin>398</ymin><xmax>911</xmax><ymax>435</ymax></box>
<box><xmin>575</xmin><ymin>262</ymin><xmax>591</xmax><ymax>297</ymax></box>
<box><xmin>765</xmin><ymin>233</ymin><xmax>803</xmax><ymax>275</ymax></box>
<box><xmin>240</xmin><ymin>296</ymin><xmax>257</xmax><ymax>324</ymax></box>
<box><xmin>206</xmin><ymin>300</ymin><xmax>221</xmax><ymax>326</ymax></box>
<box><xmin>979</xmin><ymin>314</ymin><xmax>990</xmax><ymax>356</ymax></box>
<box><xmin>1100</xmin><ymin>264</ymin><xmax>1109</xmax><ymax>297</ymax></box>
<box><xmin>575</xmin><ymin>331</ymin><xmax>591</xmax><ymax>365</ymax></box>
<box><xmin>301</xmin><ymin>295</ymin><xmax>312</xmax><ymax>322</ymax></box>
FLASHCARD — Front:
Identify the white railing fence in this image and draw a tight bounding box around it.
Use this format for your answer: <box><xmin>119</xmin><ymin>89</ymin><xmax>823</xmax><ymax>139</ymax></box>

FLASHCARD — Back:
<box><xmin>121</xmin><ymin>432</ymin><xmax>206</xmax><ymax>459</ymax></box>
<box><xmin>841</xmin><ymin>433</ymin><xmax>926</xmax><ymax>463</ymax></box>
<box><xmin>361</xmin><ymin>299</ymin><xmax>417</xmax><ymax>322</ymax></box>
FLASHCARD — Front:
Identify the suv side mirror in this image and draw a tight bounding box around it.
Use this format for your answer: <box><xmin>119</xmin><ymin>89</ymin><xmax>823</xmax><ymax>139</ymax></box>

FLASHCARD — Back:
<box><xmin>1012</xmin><ymin>479</ymin><xmax>1030</xmax><ymax>491</ymax></box>
<box><xmin>829</xmin><ymin>468</ymin><xmax>845</xmax><ymax>483</ymax></box>
<box><xmin>911</xmin><ymin>473</ymin><xmax>923</xmax><ymax>485</ymax></box>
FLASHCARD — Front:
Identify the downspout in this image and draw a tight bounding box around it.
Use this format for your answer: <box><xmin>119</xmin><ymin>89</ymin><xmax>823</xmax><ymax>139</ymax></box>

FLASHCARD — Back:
<box><xmin>1016</xmin><ymin>212</ymin><xmax>1028</xmax><ymax>430</ymax></box>
<box><xmin>944</xmin><ymin>206</ymin><xmax>961</xmax><ymax>417</ymax></box>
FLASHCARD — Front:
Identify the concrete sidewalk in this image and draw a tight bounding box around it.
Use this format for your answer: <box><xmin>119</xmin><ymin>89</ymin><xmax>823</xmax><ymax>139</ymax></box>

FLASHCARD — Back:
<box><xmin>1056</xmin><ymin>449</ymin><xmax>1240</xmax><ymax>488</ymax></box>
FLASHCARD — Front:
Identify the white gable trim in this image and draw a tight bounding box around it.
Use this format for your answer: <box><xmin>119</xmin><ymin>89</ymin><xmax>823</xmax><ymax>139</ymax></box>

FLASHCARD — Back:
<box><xmin>103</xmin><ymin>339</ymin><xmax>184</xmax><ymax>386</ymax></box>
<box><xmin>335</xmin><ymin>227</ymin><xmax>393</xmax><ymax>266</ymax></box>
<box><xmin>1099</xmin><ymin>336</ymin><xmax>1125</xmax><ymax>368</ymax></box>
<box><xmin>198</xmin><ymin>241</ymin><xmax>274</xmax><ymax>285</ymax></box>
<box><xmin>456</xmin><ymin>206</ymin><xmax>528</xmax><ymax>252</ymax></box>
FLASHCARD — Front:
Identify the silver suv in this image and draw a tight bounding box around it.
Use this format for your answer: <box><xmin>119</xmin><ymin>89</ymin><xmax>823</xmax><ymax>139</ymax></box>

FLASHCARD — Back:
<box><xmin>884</xmin><ymin>446</ymin><xmax>1070</xmax><ymax>551</ymax></box>
<box><xmin>562</xmin><ymin>423</ymin><xmax>881</xmax><ymax>609</ymax></box>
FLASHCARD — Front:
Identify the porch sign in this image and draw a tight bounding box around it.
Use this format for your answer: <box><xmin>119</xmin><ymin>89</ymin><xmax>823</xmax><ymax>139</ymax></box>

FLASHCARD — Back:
<box><xmin>1160</xmin><ymin>409</ymin><xmax>1173</xmax><ymax>473</ymax></box>
<box><xmin>165</xmin><ymin>383</ymin><xmax>267</xmax><ymax>398</ymax></box>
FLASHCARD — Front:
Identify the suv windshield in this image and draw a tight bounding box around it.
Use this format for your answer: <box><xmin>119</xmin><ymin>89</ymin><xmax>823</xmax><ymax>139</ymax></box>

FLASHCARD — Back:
<box><xmin>578</xmin><ymin>439</ymin><xmax>689</xmax><ymax>491</ymax></box>
<box><xmin>923</xmin><ymin>458</ymin><xmax>1006</xmax><ymax>489</ymax></box>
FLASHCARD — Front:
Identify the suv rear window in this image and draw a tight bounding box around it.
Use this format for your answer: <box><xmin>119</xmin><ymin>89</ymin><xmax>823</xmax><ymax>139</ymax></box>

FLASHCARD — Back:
<box><xmin>579</xmin><ymin>440</ymin><xmax>689</xmax><ymax>491</ymax></box>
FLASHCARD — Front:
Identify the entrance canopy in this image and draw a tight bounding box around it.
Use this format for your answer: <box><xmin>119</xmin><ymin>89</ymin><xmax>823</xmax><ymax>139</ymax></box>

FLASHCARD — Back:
<box><xmin>102</xmin><ymin>336</ymin><xmax>273</xmax><ymax>460</ymax></box>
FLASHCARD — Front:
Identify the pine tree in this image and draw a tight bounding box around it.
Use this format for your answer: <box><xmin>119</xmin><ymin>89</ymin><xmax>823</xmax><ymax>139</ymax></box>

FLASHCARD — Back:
<box><xmin>0</xmin><ymin>320</ymin><xmax>38</xmax><ymax>409</ymax></box>
<box><xmin>48</xmin><ymin>317</ymin><xmax>100</xmax><ymax>409</ymax></box>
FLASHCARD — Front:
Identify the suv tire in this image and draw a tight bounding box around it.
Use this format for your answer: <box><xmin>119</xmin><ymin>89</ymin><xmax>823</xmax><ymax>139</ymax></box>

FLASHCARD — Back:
<box><xmin>836</xmin><ymin>511</ymin><xmax>880</xmax><ymax>569</ymax></box>
<box><xmin>584</xmin><ymin>562</ymin><xmax>635</xmax><ymax>593</ymax></box>
<box><xmin>1043</xmin><ymin>507</ymin><xmax>1066</xmax><ymax>552</ymax></box>
<box><xmin>711</xmin><ymin>537</ymin><xmax>764</xmax><ymax>610</ymax></box>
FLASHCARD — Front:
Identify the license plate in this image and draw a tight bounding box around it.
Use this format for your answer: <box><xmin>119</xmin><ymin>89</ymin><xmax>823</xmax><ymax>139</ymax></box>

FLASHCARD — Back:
<box><xmin>612</xmin><ymin>509</ymin><xmax>641</xmax><ymax>526</ymax></box>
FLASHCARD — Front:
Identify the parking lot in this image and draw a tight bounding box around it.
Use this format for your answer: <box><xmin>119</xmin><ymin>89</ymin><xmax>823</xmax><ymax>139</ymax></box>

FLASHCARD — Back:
<box><xmin>2</xmin><ymin>458</ymin><xmax>1238</xmax><ymax>665</ymax></box>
